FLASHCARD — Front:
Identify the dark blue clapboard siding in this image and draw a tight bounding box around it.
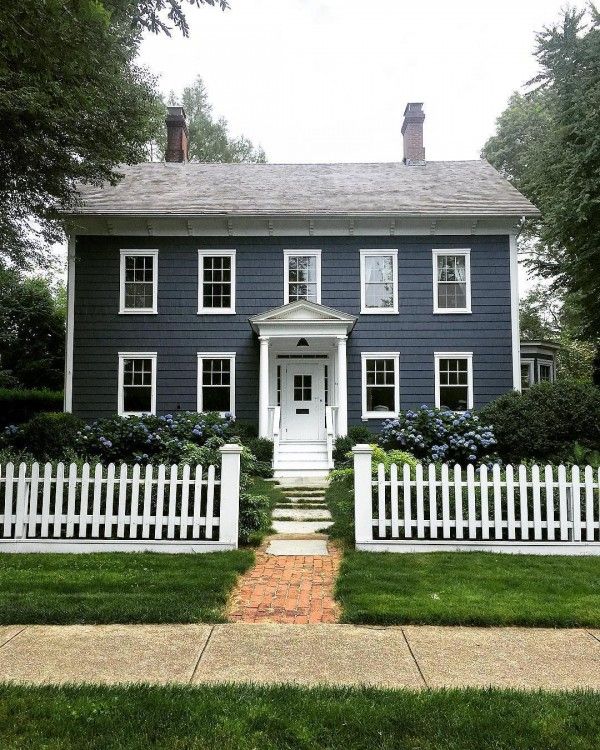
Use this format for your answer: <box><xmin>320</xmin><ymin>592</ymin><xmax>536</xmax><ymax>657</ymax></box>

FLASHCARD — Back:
<box><xmin>72</xmin><ymin>235</ymin><xmax>513</xmax><ymax>428</ymax></box>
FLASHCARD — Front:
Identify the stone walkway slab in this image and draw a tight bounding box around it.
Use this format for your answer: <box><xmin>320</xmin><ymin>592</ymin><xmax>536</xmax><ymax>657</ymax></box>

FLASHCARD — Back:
<box><xmin>404</xmin><ymin>626</ymin><xmax>600</xmax><ymax>690</ymax></box>
<box><xmin>272</xmin><ymin>508</ymin><xmax>332</xmax><ymax>520</ymax></box>
<box><xmin>266</xmin><ymin>539</ymin><xmax>329</xmax><ymax>555</ymax></box>
<box><xmin>272</xmin><ymin>520</ymin><xmax>333</xmax><ymax>534</ymax></box>
<box><xmin>193</xmin><ymin>624</ymin><xmax>423</xmax><ymax>688</ymax></box>
<box><xmin>0</xmin><ymin>624</ymin><xmax>210</xmax><ymax>685</ymax></box>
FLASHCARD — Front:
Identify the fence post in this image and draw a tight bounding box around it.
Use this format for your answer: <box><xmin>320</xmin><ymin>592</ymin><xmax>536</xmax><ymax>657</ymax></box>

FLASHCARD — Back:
<box><xmin>353</xmin><ymin>444</ymin><xmax>373</xmax><ymax>546</ymax></box>
<box><xmin>219</xmin><ymin>444</ymin><xmax>242</xmax><ymax>548</ymax></box>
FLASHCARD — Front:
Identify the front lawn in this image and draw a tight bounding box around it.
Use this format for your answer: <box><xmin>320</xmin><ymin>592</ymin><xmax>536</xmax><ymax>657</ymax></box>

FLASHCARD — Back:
<box><xmin>0</xmin><ymin>550</ymin><xmax>254</xmax><ymax>625</ymax></box>
<box><xmin>1</xmin><ymin>683</ymin><xmax>600</xmax><ymax>749</ymax></box>
<box><xmin>336</xmin><ymin>549</ymin><xmax>600</xmax><ymax>627</ymax></box>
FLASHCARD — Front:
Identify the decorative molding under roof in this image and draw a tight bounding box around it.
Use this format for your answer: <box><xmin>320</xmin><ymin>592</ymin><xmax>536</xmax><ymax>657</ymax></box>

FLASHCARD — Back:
<box><xmin>250</xmin><ymin>300</ymin><xmax>357</xmax><ymax>337</ymax></box>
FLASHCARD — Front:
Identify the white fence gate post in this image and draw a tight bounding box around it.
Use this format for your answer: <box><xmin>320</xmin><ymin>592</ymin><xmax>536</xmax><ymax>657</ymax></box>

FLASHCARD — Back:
<box><xmin>353</xmin><ymin>444</ymin><xmax>373</xmax><ymax>546</ymax></box>
<box><xmin>218</xmin><ymin>444</ymin><xmax>242</xmax><ymax>548</ymax></box>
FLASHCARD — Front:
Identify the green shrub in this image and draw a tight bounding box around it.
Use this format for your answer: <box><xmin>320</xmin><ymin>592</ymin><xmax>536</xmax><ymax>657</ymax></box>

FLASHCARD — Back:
<box><xmin>244</xmin><ymin>437</ymin><xmax>273</xmax><ymax>463</ymax></box>
<box><xmin>369</xmin><ymin>445</ymin><xmax>418</xmax><ymax>474</ymax></box>
<box><xmin>480</xmin><ymin>381</ymin><xmax>600</xmax><ymax>463</ymax></box>
<box><xmin>239</xmin><ymin>492</ymin><xmax>271</xmax><ymax>545</ymax></box>
<box><xmin>0</xmin><ymin>389</ymin><xmax>63</xmax><ymax>427</ymax></box>
<box><xmin>2</xmin><ymin>412</ymin><xmax>84</xmax><ymax>461</ymax></box>
<box><xmin>333</xmin><ymin>425</ymin><xmax>375</xmax><ymax>465</ymax></box>
<box><xmin>326</xmin><ymin>470</ymin><xmax>355</xmax><ymax>545</ymax></box>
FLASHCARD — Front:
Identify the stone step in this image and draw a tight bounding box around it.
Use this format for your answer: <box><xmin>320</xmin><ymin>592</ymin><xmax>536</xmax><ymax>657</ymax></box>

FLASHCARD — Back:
<box><xmin>266</xmin><ymin>538</ymin><xmax>330</xmax><ymax>556</ymax></box>
<box><xmin>273</xmin><ymin>508</ymin><xmax>332</xmax><ymax>521</ymax></box>
<box><xmin>272</xmin><ymin>520</ymin><xmax>333</xmax><ymax>535</ymax></box>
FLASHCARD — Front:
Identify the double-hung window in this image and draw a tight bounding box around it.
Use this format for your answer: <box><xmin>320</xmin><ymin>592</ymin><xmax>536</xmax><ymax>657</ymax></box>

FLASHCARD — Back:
<box><xmin>361</xmin><ymin>352</ymin><xmax>400</xmax><ymax>419</ymax></box>
<box><xmin>432</xmin><ymin>250</ymin><xmax>471</xmax><ymax>313</ymax></box>
<box><xmin>197</xmin><ymin>353</ymin><xmax>236</xmax><ymax>416</ymax></box>
<box><xmin>119</xmin><ymin>249</ymin><xmax>158</xmax><ymax>314</ymax></box>
<box><xmin>283</xmin><ymin>250</ymin><xmax>321</xmax><ymax>304</ymax></box>
<box><xmin>521</xmin><ymin>359</ymin><xmax>534</xmax><ymax>390</ymax></box>
<box><xmin>198</xmin><ymin>249</ymin><xmax>236</xmax><ymax>314</ymax></box>
<box><xmin>360</xmin><ymin>249</ymin><xmax>398</xmax><ymax>313</ymax></box>
<box><xmin>118</xmin><ymin>353</ymin><xmax>157</xmax><ymax>416</ymax></box>
<box><xmin>538</xmin><ymin>361</ymin><xmax>554</xmax><ymax>383</ymax></box>
<box><xmin>434</xmin><ymin>353</ymin><xmax>473</xmax><ymax>411</ymax></box>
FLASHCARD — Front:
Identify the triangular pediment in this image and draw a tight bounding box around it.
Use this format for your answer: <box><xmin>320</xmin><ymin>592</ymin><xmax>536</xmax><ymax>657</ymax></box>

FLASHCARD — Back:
<box><xmin>250</xmin><ymin>300</ymin><xmax>356</xmax><ymax>324</ymax></box>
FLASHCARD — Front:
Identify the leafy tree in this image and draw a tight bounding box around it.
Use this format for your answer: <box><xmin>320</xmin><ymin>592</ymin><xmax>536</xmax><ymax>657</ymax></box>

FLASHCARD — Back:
<box><xmin>163</xmin><ymin>77</ymin><xmax>265</xmax><ymax>162</ymax></box>
<box><xmin>0</xmin><ymin>269</ymin><xmax>66</xmax><ymax>390</ymax></box>
<box><xmin>483</xmin><ymin>8</ymin><xmax>600</xmax><ymax>379</ymax></box>
<box><xmin>0</xmin><ymin>1</ymin><xmax>228</xmax><ymax>269</ymax></box>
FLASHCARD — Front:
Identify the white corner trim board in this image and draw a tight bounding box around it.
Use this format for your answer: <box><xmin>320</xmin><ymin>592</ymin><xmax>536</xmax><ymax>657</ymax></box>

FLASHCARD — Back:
<box><xmin>64</xmin><ymin>235</ymin><xmax>76</xmax><ymax>413</ymax></box>
<box><xmin>509</xmin><ymin>233</ymin><xmax>521</xmax><ymax>391</ymax></box>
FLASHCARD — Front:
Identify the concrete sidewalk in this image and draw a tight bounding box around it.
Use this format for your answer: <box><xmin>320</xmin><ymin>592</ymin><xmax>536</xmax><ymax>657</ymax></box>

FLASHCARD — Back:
<box><xmin>1</xmin><ymin>623</ymin><xmax>600</xmax><ymax>690</ymax></box>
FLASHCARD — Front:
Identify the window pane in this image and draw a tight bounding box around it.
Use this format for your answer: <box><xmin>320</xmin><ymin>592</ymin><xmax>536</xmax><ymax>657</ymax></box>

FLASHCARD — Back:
<box><xmin>123</xmin><ymin>255</ymin><xmax>154</xmax><ymax>309</ymax></box>
<box><xmin>123</xmin><ymin>386</ymin><xmax>151</xmax><ymax>413</ymax></box>
<box><xmin>288</xmin><ymin>256</ymin><xmax>317</xmax><ymax>301</ymax></box>
<box><xmin>203</xmin><ymin>386</ymin><xmax>230</xmax><ymax>412</ymax></box>
<box><xmin>367</xmin><ymin>386</ymin><xmax>395</xmax><ymax>412</ymax></box>
<box><xmin>439</xmin><ymin>386</ymin><xmax>468</xmax><ymax>411</ymax></box>
<box><xmin>365</xmin><ymin>283</ymin><xmax>394</xmax><ymax>308</ymax></box>
<box><xmin>365</xmin><ymin>256</ymin><xmax>392</xmax><ymax>283</ymax></box>
<box><xmin>202</xmin><ymin>256</ymin><xmax>232</xmax><ymax>308</ymax></box>
<box><xmin>437</xmin><ymin>282</ymin><xmax>467</xmax><ymax>309</ymax></box>
<box><xmin>521</xmin><ymin>364</ymin><xmax>531</xmax><ymax>390</ymax></box>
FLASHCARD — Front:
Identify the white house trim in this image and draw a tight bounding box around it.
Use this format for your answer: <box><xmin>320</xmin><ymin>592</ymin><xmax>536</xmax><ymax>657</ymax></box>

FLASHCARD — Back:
<box><xmin>359</xmin><ymin>249</ymin><xmax>399</xmax><ymax>314</ymax></box>
<box><xmin>197</xmin><ymin>248</ymin><xmax>236</xmax><ymax>315</ymax></box>
<box><xmin>197</xmin><ymin>352</ymin><xmax>236</xmax><ymax>417</ymax></box>
<box><xmin>361</xmin><ymin>352</ymin><xmax>400</xmax><ymax>420</ymax></box>
<box><xmin>63</xmin><ymin>235</ymin><xmax>76</xmax><ymax>413</ymax></box>
<box><xmin>432</xmin><ymin>249</ymin><xmax>471</xmax><ymax>314</ymax></box>
<box><xmin>119</xmin><ymin>249</ymin><xmax>159</xmax><ymax>315</ymax></box>
<box><xmin>117</xmin><ymin>352</ymin><xmax>157</xmax><ymax>417</ymax></box>
<box><xmin>509</xmin><ymin>233</ymin><xmax>521</xmax><ymax>391</ymax></box>
<box><xmin>434</xmin><ymin>352</ymin><xmax>473</xmax><ymax>411</ymax></box>
<box><xmin>283</xmin><ymin>249</ymin><xmax>321</xmax><ymax>304</ymax></box>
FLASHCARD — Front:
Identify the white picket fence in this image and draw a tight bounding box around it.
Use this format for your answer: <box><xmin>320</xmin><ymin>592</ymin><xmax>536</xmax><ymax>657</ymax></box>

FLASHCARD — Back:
<box><xmin>0</xmin><ymin>444</ymin><xmax>242</xmax><ymax>553</ymax></box>
<box><xmin>352</xmin><ymin>445</ymin><xmax>600</xmax><ymax>554</ymax></box>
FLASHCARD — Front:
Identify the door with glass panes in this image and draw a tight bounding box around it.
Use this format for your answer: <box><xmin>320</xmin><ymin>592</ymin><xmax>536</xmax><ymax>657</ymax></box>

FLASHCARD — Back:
<box><xmin>280</xmin><ymin>362</ymin><xmax>325</xmax><ymax>442</ymax></box>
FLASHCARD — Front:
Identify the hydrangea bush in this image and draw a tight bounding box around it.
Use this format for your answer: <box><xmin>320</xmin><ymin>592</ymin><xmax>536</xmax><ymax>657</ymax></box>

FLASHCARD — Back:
<box><xmin>379</xmin><ymin>405</ymin><xmax>497</xmax><ymax>465</ymax></box>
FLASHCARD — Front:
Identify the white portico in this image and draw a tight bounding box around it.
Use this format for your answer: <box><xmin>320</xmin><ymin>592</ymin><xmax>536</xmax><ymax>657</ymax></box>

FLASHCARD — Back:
<box><xmin>250</xmin><ymin>301</ymin><xmax>356</xmax><ymax>477</ymax></box>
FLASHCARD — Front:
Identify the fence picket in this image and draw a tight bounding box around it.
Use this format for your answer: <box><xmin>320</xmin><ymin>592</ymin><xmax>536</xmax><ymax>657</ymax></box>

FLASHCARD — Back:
<box><xmin>558</xmin><ymin>465</ymin><xmax>569</xmax><ymax>541</ymax></box>
<box><xmin>544</xmin><ymin>464</ymin><xmax>555</xmax><ymax>541</ymax></box>
<box><xmin>441</xmin><ymin>463</ymin><xmax>450</xmax><ymax>537</ymax></box>
<box><xmin>117</xmin><ymin>464</ymin><xmax>128</xmax><ymax>538</ymax></box>
<box><xmin>3</xmin><ymin>462</ymin><xmax>14</xmax><ymax>537</ymax></box>
<box><xmin>428</xmin><ymin>463</ymin><xmax>437</xmax><ymax>539</ymax></box>
<box><xmin>65</xmin><ymin>463</ymin><xmax>78</xmax><ymax>537</ymax></box>
<box><xmin>584</xmin><ymin>465</ymin><xmax>594</xmax><ymax>542</ymax></box>
<box><xmin>167</xmin><ymin>465</ymin><xmax>178</xmax><ymax>538</ymax></box>
<box><xmin>531</xmin><ymin>465</ymin><xmax>542</xmax><ymax>541</ymax></box>
<box><xmin>492</xmin><ymin>463</ymin><xmax>502</xmax><ymax>540</ymax></box>
<box><xmin>506</xmin><ymin>465</ymin><xmax>516</xmax><ymax>539</ymax></box>
<box><xmin>390</xmin><ymin>463</ymin><xmax>399</xmax><ymax>538</ymax></box>
<box><xmin>205</xmin><ymin>465</ymin><xmax>215</xmax><ymax>539</ymax></box>
<box><xmin>518</xmin><ymin>464</ymin><xmax>529</xmax><ymax>541</ymax></box>
<box><xmin>14</xmin><ymin>463</ymin><xmax>27</xmax><ymax>539</ymax></box>
<box><xmin>53</xmin><ymin>463</ymin><xmax>65</xmax><ymax>537</ymax></box>
<box><xmin>91</xmin><ymin>463</ymin><xmax>103</xmax><ymax>537</ymax></box>
<box><xmin>28</xmin><ymin>461</ymin><xmax>40</xmax><ymax>537</ymax></box>
<box><xmin>454</xmin><ymin>464</ymin><xmax>464</xmax><ymax>539</ymax></box>
<box><xmin>180</xmin><ymin>464</ymin><xmax>190</xmax><ymax>539</ymax></box>
<box><xmin>467</xmin><ymin>464</ymin><xmax>477</xmax><ymax>538</ymax></box>
<box><xmin>377</xmin><ymin>463</ymin><xmax>386</xmax><ymax>538</ymax></box>
<box><xmin>480</xmin><ymin>465</ymin><xmax>489</xmax><ymax>540</ymax></box>
<box><xmin>154</xmin><ymin>464</ymin><xmax>166</xmax><ymax>540</ymax></box>
<box><xmin>129</xmin><ymin>463</ymin><xmax>140</xmax><ymax>539</ymax></box>
<box><xmin>40</xmin><ymin>463</ymin><xmax>52</xmax><ymax>537</ymax></box>
<box><xmin>192</xmin><ymin>465</ymin><xmax>203</xmax><ymax>538</ymax></box>
<box><xmin>79</xmin><ymin>463</ymin><xmax>90</xmax><ymax>537</ymax></box>
<box><xmin>415</xmin><ymin>463</ymin><xmax>425</xmax><ymax>537</ymax></box>
<box><xmin>104</xmin><ymin>463</ymin><xmax>116</xmax><ymax>538</ymax></box>
<box><xmin>402</xmin><ymin>464</ymin><xmax>412</xmax><ymax>538</ymax></box>
<box><xmin>142</xmin><ymin>465</ymin><xmax>153</xmax><ymax>539</ymax></box>
<box><xmin>571</xmin><ymin>465</ymin><xmax>582</xmax><ymax>542</ymax></box>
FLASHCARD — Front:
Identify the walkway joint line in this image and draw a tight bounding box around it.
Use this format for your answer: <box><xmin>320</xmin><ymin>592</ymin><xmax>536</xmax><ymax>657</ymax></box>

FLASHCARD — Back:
<box><xmin>0</xmin><ymin>627</ymin><xmax>27</xmax><ymax>650</ymax></box>
<box><xmin>401</xmin><ymin>628</ymin><xmax>429</xmax><ymax>689</ymax></box>
<box><xmin>189</xmin><ymin>625</ymin><xmax>215</xmax><ymax>683</ymax></box>
<box><xmin>587</xmin><ymin>630</ymin><xmax>600</xmax><ymax>644</ymax></box>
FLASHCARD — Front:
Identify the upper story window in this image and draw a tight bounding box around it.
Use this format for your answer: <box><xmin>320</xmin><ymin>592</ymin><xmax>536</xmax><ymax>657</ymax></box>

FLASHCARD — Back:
<box><xmin>433</xmin><ymin>250</ymin><xmax>471</xmax><ymax>313</ymax></box>
<box><xmin>197</xmin><ymin>353</ymin><xmax>236</xmax><ymax>416</ymax></box>
<box><xmin>361</xmin><ymin>352</ymin><xmax>400</xmax><ymax>419</ymax></box>
<box><xmin>360</xmin><ymin>249</ymin><xmax>398</xmax><ymax>314</ymax></box>
<box><xmin>198</xmin><ymin>249</ymin><xmax>236</xmax><ymax>314</ymax></box>
<box><xmin>119</xmin><ymin>249</ymin><xmax>158</xmax><ymax>314</ymax></box>
<box><xmin>118</xmin><ymin>352</ymin><xmax>157</xmax><ymax>416</ymax></box>
<box><xmin>434</xmin><ymin>352</ymin><xmax>473</xmax><ymax>411</ymax></box>
<box><xmin>283</xmin><ymin>250</ymin><xmax>321</xmax><ymax>304</ymax></box>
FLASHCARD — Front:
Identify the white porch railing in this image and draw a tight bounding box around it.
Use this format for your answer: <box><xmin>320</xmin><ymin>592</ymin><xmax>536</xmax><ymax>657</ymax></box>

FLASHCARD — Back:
<box><xmin>0</xmin><ymin>444</ymin><xmax>242</xmax><ymax>553</ymax></box>
<box><xmin>352</xmin><ymin>444</ymin><xmax>600</xmax><ymax>554</ymax></box>
<box><xmin>271</xmin><ymin>406</ymin><xmax>281</xmax><ymax>468</ymax></box>
<box><xmin>325</xmin><ymin>406</ymin><xmax>335</xmax><ymax>469</ymax></box>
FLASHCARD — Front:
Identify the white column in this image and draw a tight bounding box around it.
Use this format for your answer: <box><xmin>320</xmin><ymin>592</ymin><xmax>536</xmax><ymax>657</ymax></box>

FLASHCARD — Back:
<box><xmin>352</xmin><ymin>444</ymin><xmax>374</xmax><ymax>545</ymax></box>
<box><xmin>336</xmin><ymin>335</ymin><xmax>348</xmax><ymax>437</ymax></box>
<box><xmin>258</xmin><ymin>336</ymin><xmax>270</xmax><ymax>438</ymax></box>
<box><xmin>219</xmin><ymin>444</ymin><xmax>242</xmax><ymax>548</ymax></box>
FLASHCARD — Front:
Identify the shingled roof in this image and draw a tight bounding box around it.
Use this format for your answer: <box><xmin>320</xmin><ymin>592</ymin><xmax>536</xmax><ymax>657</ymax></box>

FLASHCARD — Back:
<box><xmin>72</xmin><ymin>159</ymin><xmax>539</xmax><ymax>218</ymax></box>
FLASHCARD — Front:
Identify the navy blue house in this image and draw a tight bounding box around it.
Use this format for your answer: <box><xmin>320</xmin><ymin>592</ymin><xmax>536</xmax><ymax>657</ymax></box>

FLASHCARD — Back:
<box><xmin>64</xmin><ymin>103</ymin><xmax>538</xmax><ymax>477</ymax></box>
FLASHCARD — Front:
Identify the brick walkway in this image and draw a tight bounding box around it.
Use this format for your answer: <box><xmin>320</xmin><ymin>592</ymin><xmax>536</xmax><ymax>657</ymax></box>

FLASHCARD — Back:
<box><xmin>228</xmin><ymin>541</ymin><xmax>341</xmax><ymax>623</ymax></box>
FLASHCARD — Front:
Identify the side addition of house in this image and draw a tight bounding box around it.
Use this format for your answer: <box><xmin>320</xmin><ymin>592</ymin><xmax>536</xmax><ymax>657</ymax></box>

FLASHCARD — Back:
<box><xmin>64</xmin><ymin>103</ymin><xmax>539</xmax><ymax>477</ymax></box>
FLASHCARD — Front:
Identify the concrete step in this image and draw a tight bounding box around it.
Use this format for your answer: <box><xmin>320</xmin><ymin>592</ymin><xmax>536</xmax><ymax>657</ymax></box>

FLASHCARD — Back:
<box><xmin>266</xmin><ymin>538</ymin><xmax>330</xmax><ymax>555</ymax></box>
<box><xmin>272</xmin><ymin>520</ymin><xmax>333</xmax><ymax>534</ymax></box>
<box><xmin>273</xmin><ymin>508</ymin><xmax>332</xmax><ymax>521</ymax></box>
<box><xmin>275</xmin><ymin>478</ymin><xmax>330</xmax><ymax>488</ymax></box>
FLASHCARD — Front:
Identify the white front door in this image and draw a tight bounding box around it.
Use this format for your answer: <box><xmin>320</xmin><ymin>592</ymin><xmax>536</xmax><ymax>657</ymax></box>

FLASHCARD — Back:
<box><xmin>281</xmin><ymin>361</ymin><xmax>325</xmax><ymax>442</ymax></box>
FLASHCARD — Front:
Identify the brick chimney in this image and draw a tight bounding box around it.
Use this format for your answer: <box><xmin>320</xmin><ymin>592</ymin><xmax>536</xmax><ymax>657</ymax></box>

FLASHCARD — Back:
<box><xmin>165</xmin><ymin>106</ymin><xmax>189</xmax><ymax>163</ymax></box>
<box><xmin>401</xmin><ymin>102</ymin><xmax>425</xmax><ymax>165</ymax></box>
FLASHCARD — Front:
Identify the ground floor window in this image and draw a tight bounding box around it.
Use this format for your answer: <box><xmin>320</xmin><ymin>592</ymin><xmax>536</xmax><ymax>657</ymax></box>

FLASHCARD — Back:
<box><xmin>118</xmin><ymin>352</ymin><xmax>157</xmax><ymax>416</ymax></box>
<box><xmin>521</xmin><ymin>359</ymin><xmax>534</xmax><ymax>390</ymax></box>
<box><xmin>197</xmin><ymin>353</ymin><xmax>236</xmax><ymax>416</ymax></box>
<box><xmin>538</xmin><ymin>361</ymin><xmax>554</xmax><ymax>383</ymax></box>
<box><xmin>361</xmin><ymin>352</ymin><xmax>400</xmax><ymax>419</ymax></box>
<box><xmin>434</xmin><ymin>352</ymin><xmax>473</xmax><ymax>411</ymax></box>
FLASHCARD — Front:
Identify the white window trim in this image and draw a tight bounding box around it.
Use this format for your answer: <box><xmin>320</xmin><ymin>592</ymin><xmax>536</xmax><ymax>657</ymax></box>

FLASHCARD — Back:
<box><xmin>432</xmin><ymin>249</ymin><xmax>472</xmax><ymax>314</ymax></box>
<box><xmin>361</xmin><ymin>351</ymin><xmax>400</xmax><ymax>420</ymax></box>
<box><xmin>360</xmin><ymin>249</ymin><xmax>399</xmax><ymax>314</ymax></box>
<box><xmin>521</xmin><ymin>358</ymin><xmax>535</xmax><ymax>389</ymax></box>
<box><xmin>118</xmin><ymin>352</ymin><xmax>157</xmax><ymax>417</ymax></box>
<box><xmin>434</xmin><ymin>351</ymin><xmax>473</xmax><ymax>412</ymax></box>
<box><xmin>197</xmin><ymin>352</ymin><xmax>236</xmax><ymax>417</ymax></box>
<box><xmin>283</xmin><ymin>249</ymin><xmax>322</xmax><ymax>305</ymax></box>
<box><xmin>537</xmin><ymin>360</ymin><xmax>555</xmax><ymax>383</ymax></box>
<box><xmin>119</xmin><ymin>249</ymin><xmax>158</xmax><ymax>315</ymax></box>
<box><xmin>197</xmin><ymin>249</ymin><xmax>236</xmax><ymax>315</ymax></box>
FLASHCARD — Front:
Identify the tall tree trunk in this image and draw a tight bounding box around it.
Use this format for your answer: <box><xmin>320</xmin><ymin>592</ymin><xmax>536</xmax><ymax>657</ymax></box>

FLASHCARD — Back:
<box><xmin>592</xmin><ymin>343</ymin><xmax>600</xmax><ymax>387</ymax></box>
